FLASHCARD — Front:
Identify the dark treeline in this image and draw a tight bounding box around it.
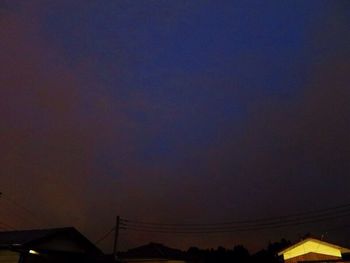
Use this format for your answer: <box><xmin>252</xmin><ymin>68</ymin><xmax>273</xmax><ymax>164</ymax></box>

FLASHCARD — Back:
<box><xmin>185</xmin><ymin>238</ymin><xmax>291</xmax><ymax>263</ymax></box>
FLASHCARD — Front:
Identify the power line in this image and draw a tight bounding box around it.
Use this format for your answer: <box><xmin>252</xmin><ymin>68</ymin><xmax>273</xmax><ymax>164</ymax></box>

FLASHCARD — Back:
<box><xmin>0</xmin><ymin>200</ymin><xmax>38</xmax><ymax>226</ymax></box>
<box><xmin>0</xmin><ymin>192</ymin><xmax>46</xmax><ymax>226</ymax></box>
<box><xmin>0</xmin><ymin>225</ymin><xmax>15</xmax><ymax>231</ymax></box>
<box><xmin>95</xmin><ymin>202</ymin><xmax>350</xmax><ymax>241</ymax></box>
<box><xmin>121</xmin><ymin>202</ymin><xmax>350</xmax><ymax>227</ymax></box>
<box><xmin>0</xmin><ymin>192</ymin><xmax>16</xmax><ymax>230</ymax></box>
<box><xmin>325</xmin><ymin>223</ymin><xmax>350</xmax><ymax>232</ymax></box>
<box><xmin>121</xmin><ymin>208</ymin><xmax>350</xmax><ymax>231</ymax></box>
<box><xmin>122</xmin><ymin>212</ymin><xmax>350</xmax><ymax>234</ymax></box>
<box><xmin>95</xmin><ymin>227</ymin><xmax>116</xmax><ymax>245</ymax></box>
<box><xmin>119</xmin><ymin>203</ymin><xmax>350</xmax><ymax>234</ymax></box>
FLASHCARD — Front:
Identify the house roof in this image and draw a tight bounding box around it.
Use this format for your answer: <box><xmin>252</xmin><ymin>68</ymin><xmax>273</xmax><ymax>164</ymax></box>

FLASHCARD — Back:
<box><xmin>0</xmin><ymin>227</ymin><xmax>102</xmax><ymax>255</ymax></box>
<box><xmin>278</xmin><ymin>238</ymin><xmax>350</xmax><ymax>260</ymax></box>
<box><xmin>120</xmin><ymin>242</ymin><xmax>185</xmax><ymax>260</ymax></box>
<box><xmin>0</xmin><ymin>227</ymin><xmax>67</xmax><ymax>246</ymax></box>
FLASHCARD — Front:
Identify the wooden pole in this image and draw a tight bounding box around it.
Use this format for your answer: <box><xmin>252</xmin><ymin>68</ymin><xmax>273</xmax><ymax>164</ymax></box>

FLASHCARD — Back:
<box><xmin>113</xmin><ymin>216</ymin><xmax>120</xmax><ymax>261</ymax></box>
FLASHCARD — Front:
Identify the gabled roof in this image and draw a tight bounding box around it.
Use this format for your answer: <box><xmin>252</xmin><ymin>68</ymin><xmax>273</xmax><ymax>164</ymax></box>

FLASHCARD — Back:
<box><xmin>120</xmin><ymin>242</ymin><xmax>185</xmax><ymax>260</ymax></box>
<box><xmin>278</xmin><ymin>238</ymin><xmax>350</xmax><ymax>260</ymax></box>
<box><xmin>0</xmin><ymin>227</ymin><xmax>102</xmax><ymax>255</ymax></box>
<box><xmin>0</xmin><ymin>227</ymin><xmax>67</xmax><ymax>246</ymax></box>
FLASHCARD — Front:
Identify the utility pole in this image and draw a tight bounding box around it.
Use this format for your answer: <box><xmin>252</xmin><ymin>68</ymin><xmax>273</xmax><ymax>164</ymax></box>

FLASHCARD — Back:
<box><xmin>113</xmin><ymin>216</ymin><xmax>120</xmax><ymax>261</ymax></box>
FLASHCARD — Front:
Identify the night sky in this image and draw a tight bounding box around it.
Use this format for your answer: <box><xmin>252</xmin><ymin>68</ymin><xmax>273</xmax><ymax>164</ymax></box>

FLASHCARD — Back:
<box><xmin>1</xmin><ymin>0</ymin><xmax>350</xmax><ymax>253</ymax></box>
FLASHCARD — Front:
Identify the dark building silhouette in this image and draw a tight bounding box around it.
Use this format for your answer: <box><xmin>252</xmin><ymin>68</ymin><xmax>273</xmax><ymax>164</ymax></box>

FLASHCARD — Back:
<box><xmin>0</xmin><ymin>227</ymin><xmax>113</xmax><ymax>263</ymax></box>
<box><xmin>118</xmin><ymin>242</ymin><xmax>187</xmax><ymax>263</ymax></box>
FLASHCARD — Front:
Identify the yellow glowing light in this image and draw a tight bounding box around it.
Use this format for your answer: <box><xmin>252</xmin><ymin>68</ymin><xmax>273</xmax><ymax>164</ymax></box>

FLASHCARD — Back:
<box><xmin>279</xmin><ymin>239</ymin><xmax>343</xmax><ymax>260</ymax></box>
<box><xmin>29</xmin><ymin>250</ymin><xmax>40</xmax><ymax>255</ymax></box>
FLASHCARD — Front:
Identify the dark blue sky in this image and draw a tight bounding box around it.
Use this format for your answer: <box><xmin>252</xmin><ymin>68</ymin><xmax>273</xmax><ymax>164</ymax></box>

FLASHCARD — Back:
<box><xmin>40</xmin><ymin>1</ymin><xmax>326</xmax><ymax>160</ymax></box>
<box><xmin>1</xmin><ymin>0</ymin><xmax>350</xmax><ymax>252</ymax></box>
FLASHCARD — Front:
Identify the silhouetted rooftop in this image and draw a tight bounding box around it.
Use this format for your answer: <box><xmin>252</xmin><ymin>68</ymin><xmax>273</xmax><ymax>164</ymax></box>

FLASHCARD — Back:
<box><xmin>0</xmin><ymin>227</ymin><xmax>74</xmax><ymax>246</ymax></box>
<box><xmin>0</xmin><ymin>227</ymin><xmax>102</xmax><ymax>255</ymax></box>
<box><xmin>120</xmin><ymin>242</ymin><xmax>185</xmax><ymax>260</ymax></box>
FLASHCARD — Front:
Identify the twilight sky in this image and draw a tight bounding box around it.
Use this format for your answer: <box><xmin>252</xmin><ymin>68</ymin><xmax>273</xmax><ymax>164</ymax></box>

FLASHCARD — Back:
<box><xmin>1</xmin><ymin>0</ymin><xmax>350</xmax><ymax>253</ymax></box>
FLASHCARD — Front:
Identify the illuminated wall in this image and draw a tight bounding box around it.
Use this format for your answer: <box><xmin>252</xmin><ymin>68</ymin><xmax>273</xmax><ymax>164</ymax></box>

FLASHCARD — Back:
<box><xmin>0</xmin><ymin>249</ymin><xmax>20</xmax><ymax>263</ymax></box>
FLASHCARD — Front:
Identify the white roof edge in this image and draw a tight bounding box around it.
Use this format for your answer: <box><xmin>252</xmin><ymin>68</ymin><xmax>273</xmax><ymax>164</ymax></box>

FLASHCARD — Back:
<box><xmin>278</xmin><ymin>238</ymin><xmax>350</xmax><ymax>256</ymax></box>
